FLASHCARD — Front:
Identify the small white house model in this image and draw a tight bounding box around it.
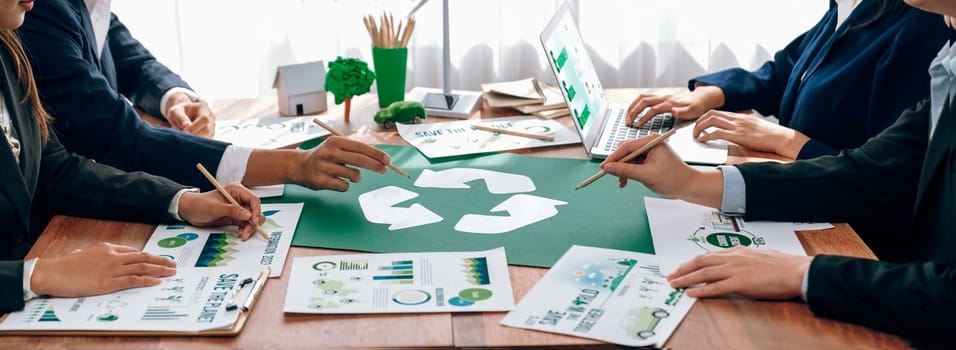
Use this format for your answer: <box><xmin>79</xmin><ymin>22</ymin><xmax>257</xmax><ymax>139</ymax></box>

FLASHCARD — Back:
<box><xmin>273</xmin><ymin>61</ymin><xmax>328</xmax><ymax>116</ymax></box>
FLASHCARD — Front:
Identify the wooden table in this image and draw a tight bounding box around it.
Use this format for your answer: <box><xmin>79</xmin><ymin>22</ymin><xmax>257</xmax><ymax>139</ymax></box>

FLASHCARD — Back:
<box><xmin>1</xmin><ymin>89</ymin><xmax>910</xmax><ymax>349</ymax></box>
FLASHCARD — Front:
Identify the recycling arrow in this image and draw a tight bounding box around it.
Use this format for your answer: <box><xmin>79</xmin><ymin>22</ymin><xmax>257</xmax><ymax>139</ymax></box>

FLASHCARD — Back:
<box><xmin>414</xmin><ymin>168</ymin><xmax>535</xmax><ymax>194</ymax></box>
<box><xmin>454</xmin><ymin>194</ymin><xmax>568</xmax><ymax>234</ymax></box>
<box><xmin>358</xmin><ymin>186</ymin><xmax>443</xmax><ymax>230</ymax></box>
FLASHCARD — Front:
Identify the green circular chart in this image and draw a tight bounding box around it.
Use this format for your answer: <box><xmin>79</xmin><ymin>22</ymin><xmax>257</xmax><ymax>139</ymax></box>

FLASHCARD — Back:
<box><xmin>458</xmin><ymin>288</ymin><xmax>493</xmax><ymax>301</ymax></box>
<box><xmin>156</xmin><ymin>237</ymin><xmax>187</xmax><ymax>248</ymax></box>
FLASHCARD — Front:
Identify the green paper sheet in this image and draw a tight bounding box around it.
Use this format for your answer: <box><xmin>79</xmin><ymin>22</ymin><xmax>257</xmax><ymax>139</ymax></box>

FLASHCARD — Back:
<box><xmin>269</xmin><ymin>144</ymin><xmax>659</xmax><ymax>268</ymax></box>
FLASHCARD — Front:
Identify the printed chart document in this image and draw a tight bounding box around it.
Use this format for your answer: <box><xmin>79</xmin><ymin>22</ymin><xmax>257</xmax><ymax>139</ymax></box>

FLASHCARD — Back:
<box><xmin>215</xmin><ymin>116</ymin><xmax>330</xmax><ymax>149</ymax></box>
<box><xmin>644</xmin><ymin>197</ymin><xmax>807</xmax><ymax>274</ymax></box>
<box><xmin>0</xmin><ymin>266</ymin><xmax>261</xmax><ymax>333</ymax></box>
<box><xmin>397</xmin><ymin>116</ymin><xmax>580</xmax><ymax>158</ymax></box>
<box><xmin>143</xmin><ymin>203</ymin><xmax>304</xmax><ymax>278</ymax></box>
<box><xmin>283</xmin><ymin>247</ymin><xmax>514</xmax><ymax>313</ymax></box>
<box><xmin>501</xmin><ymin>245</ymin><xmax>695</xmax><ymax>348</ymax></box>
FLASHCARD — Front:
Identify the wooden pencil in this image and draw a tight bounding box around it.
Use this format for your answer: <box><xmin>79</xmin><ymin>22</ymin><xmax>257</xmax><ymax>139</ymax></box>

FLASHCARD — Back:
<box><xmin>400</xmin><ymin>17</ymin><xmax>415</xmax><ymax>48</ymax></box>
<box><xmin>195</xmin><ymin>163</ymin><xmax>271</xmax><ymax>241</ymax></box>
<box><xmin>472</xmin><ymin>124</ymin><xmax>556</xmax><ymax>142</ymax></box>
<box><xmin>575</xmin><ymin>128</ymin><xmax>677</xmax><ymax>190</ymax></box>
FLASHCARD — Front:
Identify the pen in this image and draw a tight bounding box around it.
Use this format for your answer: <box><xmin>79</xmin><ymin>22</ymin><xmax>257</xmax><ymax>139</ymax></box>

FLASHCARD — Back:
<box><xmin>225</xmin><ymin>277</ymin><xmax>254</xmax><ymax>311</ymax></box>
<box><xmin>242</xmin><ymin>267</ymin><xmax>271</xmax><ymax>312</ymax></box>
<box><xmin>472</xmin><ymin>124</ymin><xmax>556</xmax><ymax>142</ymax></box>
<box><xmin>575</xmin><ymin>128</ymin><xmax>677</xmax><ymax>190</ymax></box>
<box><xmin>312</xmin><ymin>118</ymin><xmax>411</xmax><ymax>178</ymax></box>
<box><xmin>195</xmin><ymin>163</ymin><xmax>270</xmax><ymax>241</ymax></box>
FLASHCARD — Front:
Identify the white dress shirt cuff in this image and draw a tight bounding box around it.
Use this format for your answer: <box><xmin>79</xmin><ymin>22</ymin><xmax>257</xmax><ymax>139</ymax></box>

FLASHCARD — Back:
<box><xmin>718</xmin><ymin>165</ymin><xmax>747</xmax><ymax>215</ymax></box>
<box><xmin>801</xmin><ymin>265</ymin><xmax>810</xmax><ymax>300</ymax></box>
<box><xmin>159</xmin><ymin>87</ymin><xmax>200</xmax><ymax>119</ymax></box>
<box><xmin>216</xmin><ymin>146</ymin><xmax>254</xmax><ymax>185</ymax></box>
<box><xmin>22</xmin><ymin>258</ymin><xmax>39</xmax><ymax>301</ymax></box>
<box><xmin>168</xmin><ymin>188</ymin><xmax>201</xmax><ymax>221</ymax></box>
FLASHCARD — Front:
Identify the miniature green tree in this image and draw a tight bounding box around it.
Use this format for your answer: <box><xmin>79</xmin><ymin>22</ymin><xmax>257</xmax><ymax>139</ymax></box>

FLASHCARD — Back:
<box><xmin>324</xmin><ymin>57</ymin><xmax>376</xmax><ymax>122</ymax></box>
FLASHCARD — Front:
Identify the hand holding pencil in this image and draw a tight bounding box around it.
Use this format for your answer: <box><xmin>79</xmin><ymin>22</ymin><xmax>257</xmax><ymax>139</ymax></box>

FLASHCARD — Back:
<box><xmin>580</xmin><ymin>128</ymin><xmax>678</xmax><ymax>190</ymax></box>
<box><xmin>181</xmin><ymin>165</ymin><xmax>268</xmax><ymax>241</ymax></box>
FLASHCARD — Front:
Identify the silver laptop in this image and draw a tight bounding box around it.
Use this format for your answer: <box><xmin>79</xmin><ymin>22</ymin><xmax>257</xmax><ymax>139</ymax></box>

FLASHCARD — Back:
<box><xmin>540</xmin><ymin>3</ymin><xmax>728</xmax><ymax>165</ymax></box>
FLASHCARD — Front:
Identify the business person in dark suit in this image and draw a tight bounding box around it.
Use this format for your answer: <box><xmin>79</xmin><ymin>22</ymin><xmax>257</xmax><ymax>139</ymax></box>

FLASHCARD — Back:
<box><xmin>626</xmin><ymin>0</ymin><xmax>949</xmax><ymax>160</ymax></box>
<box><xmin>600</xmin><ymin>1</ymin><xmax>956</xmax><ymax>345</ymax></box>
<box><xmin>0</xmin><ymin>0</ymin><xmax>266</xmax><ymax>313</ymax></box>
<box><xmin>18</xmin><ymin>0</ymin><xmax>391</xmax><ymax>197</ymax></box>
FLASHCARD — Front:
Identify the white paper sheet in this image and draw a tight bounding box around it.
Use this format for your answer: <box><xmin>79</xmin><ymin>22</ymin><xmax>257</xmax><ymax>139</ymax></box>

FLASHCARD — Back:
<box><xmin>0</xmin><ymin>267</ymin><xmax>261</xmax><ymax>332</ymax></box>
<box><xmin>644</xmin><ymin>197</ymin><xmax>807</xmax><ymax>274</ymax></box>
<box><xmin>501</xmin><ymin>245</ymin><xmax>695</xmax><ymax>348</ymax></box>
<box><xmin>214</xmin><ymin>116</ymin><xmax>330</xmax><ymax>149</ymax></box>
<box><xmin>249</xmin><ymin>184</ymin><xmax>284</xmax><ymax>198</ymax></box>
<box><xmin>397</xmin><ymin>116</ymin><xmax>581</xmax><ymax>158</ymax></box>
<box><xmin>143</xmin><ymin>203</ymin><xmax>303</xmax><ymax>277</ymax></box>
<box><xmin>283</xmin><ymin>247</ymin><xmax>514</xmax><ymax>314</ymax></box>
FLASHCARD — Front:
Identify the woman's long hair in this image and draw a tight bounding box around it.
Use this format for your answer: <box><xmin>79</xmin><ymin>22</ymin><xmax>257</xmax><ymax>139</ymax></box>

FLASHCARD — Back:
<box><xmin>854</xmin><ymin>0</ymin><xmax>909</xmax><ymax>30</ymax></box>
<box><xmin>0</xmin><ymin>30</ymin><xmax>49</xmax><ymax>143</ymax></box>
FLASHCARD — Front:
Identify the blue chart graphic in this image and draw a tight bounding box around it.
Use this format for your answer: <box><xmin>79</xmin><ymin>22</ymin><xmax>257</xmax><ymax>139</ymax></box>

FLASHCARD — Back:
<box><xmin>142</xmin><ymin>306</ymin><xmax>188</xmax><ymax>321</ymax></box>
<box><xmin>25</xmin><ymin>299</ymin><xmax>59</xmax><ymax>322</ymax></box>
<box><xmin>39</xmin><ymin>308</ymin><xmax>59</xmax><ymax>322</ymax></box>
<box><xmin>374</xmin><ymin>260</ymin><xmax>414</xmax><ymax>283</ymax></box>
<box><xmin>463</xmin><ymin>257</ymin><xmax>491</xmax><ymax>285</ymax></box>
<box><xmin>448</xmin><ymin>297</ymin><xmax>474</xmax><ymax>307</ymax></box>
<box><xmin>195</xmin><ymin>233</ymin><xmax>237</xmax><ymax>267</ymax></box>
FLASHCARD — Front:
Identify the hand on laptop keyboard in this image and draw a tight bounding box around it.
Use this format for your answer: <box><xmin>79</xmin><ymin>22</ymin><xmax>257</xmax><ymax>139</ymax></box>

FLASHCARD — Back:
<box><xmin>625</xmin><ymin>87</ymin><xmax>725</xmax><ymax>127</ymax></box>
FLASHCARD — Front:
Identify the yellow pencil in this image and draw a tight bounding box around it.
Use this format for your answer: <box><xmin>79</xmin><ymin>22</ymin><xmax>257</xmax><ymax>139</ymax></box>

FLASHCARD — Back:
<box><xmin>575</xmin><ymin>128</ymin><xmax>677</xmax><ymax>190</ymax></box>
<box><xmin>312</xmin><ymin>118</ymin><xmax>411</xmax><ymax>178</ymax></box>
<box><xmin>472</xmin><ymin>124</ymin><xmax>555</xmax><ymax>142</ymax></box>
<box><xmin>195</xmin><ymin>163</ymin><xmax>271</xmax><ymax>241</ymax></box>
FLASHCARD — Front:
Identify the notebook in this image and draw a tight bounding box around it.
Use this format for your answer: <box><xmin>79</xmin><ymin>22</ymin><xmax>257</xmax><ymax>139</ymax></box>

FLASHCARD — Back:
<box><xmin>540</xmin><ymin>3</ymin><xmax>727</xmax><ymax>164</ymax></box>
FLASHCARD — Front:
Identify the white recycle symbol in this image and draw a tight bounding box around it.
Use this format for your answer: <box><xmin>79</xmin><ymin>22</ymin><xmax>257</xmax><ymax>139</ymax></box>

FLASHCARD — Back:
<box><xmin>357</xmin><ymin>168</ymin><xmax>568</xmax><ymax>234</ymax></box>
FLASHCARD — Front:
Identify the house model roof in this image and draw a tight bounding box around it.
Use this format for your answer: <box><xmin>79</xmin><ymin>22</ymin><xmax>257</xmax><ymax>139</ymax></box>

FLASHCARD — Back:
<box><xmin>273</xmin><ymin>61</ymin><xmax>326</xmax><ymax>95</ymax></box>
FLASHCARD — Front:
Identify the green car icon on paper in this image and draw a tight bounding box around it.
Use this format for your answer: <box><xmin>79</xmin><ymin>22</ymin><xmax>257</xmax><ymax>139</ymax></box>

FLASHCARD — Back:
<box><xmin>622</xmin><ymin>306</ymin><xmax>670</xmax><ymax>340</ymax></box>
<box><xmin>374</xmin><ymin>101</ymin><xmax>427</xmax><ymax>129</ymax></box>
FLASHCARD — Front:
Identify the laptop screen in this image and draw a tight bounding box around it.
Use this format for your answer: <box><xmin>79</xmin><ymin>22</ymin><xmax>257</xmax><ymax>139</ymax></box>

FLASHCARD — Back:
<box><xmin>540</xmin><ymin>4</ymin><xmax>606</xmax><ymax>138</ymax></box>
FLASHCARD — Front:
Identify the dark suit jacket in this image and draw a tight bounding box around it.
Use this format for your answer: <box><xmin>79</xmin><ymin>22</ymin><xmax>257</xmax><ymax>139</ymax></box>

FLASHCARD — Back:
<box><xmin>0</xmin><ymin>42</ymin><xmax>187</xmax><ymax>313</ymax></box>
<box><xmin>736</xmin><ymin>98</ymin><xmax>955</xmax><ymax>346</ymax></box>
<box><xmin>692</xmin><ymin>1</ymin><xmax>950</xmax><ymax>159</ymax></box>
<box><xmin>19</xmin><ymin>0</ymin><xmax>228</xmax><ymax>190</ymax></box>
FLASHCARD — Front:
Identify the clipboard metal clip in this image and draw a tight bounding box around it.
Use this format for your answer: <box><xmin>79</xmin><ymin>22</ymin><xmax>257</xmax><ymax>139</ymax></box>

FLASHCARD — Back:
<box><xmin>225</xmin><ymin>267</ymin><xmax>271</xmax><ymax>312</ymax></box>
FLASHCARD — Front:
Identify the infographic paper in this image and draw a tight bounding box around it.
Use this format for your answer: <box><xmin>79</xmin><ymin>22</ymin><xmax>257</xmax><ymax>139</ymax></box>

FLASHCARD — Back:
<box><xmin>283</xmin><ymin>247</ymin><xmax>514</xmax><ymax>313</ymax></box>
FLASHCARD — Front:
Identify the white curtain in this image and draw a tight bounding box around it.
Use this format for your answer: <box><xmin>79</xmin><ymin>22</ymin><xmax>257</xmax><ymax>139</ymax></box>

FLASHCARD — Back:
<box><xmin>113</xmin><ymin>0</ymin><xmax>826</xmax><ymax>100</ymax></box>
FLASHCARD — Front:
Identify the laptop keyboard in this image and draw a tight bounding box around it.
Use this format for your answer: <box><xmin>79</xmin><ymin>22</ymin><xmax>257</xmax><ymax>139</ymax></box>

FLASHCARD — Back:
<box><xmin>603</xmin><ymin>110</ymin><xmax>675</xmax><ymax>151</ymax></box>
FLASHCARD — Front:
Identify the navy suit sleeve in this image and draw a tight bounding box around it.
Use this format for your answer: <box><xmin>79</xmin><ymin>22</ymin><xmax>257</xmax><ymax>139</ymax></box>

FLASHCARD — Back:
<box><xmin>736</xmin><ymin>99</ymin><xmax>927</xmax><ymax>224</ymax></box>
<box><xmin>108</xmin><ymin>14</ymin><xmax>190</xmax><ymax>119</ymax></box>
<box><xmin>737</xmin><ymin>99</ymin><xmax>929</xmax><ymax>261</ymax></box>
<box><xmin>37</xmin><ymin>131</ymin><xmax>185</xmax><ymax>223</ymax></box>
<box><xmin>807</xmin><ymin>256</ymin><xmax>956</xmax><ymax>345</ymax></box>
<box><xmin>19</xmin><ymin>0</ymin><xmax>227</xmax><ymax>190</ymax></box>
<box><xmin>0</xmin><ymin>261</ymin><xmax>24</xmax><ymax>313</ymax></box>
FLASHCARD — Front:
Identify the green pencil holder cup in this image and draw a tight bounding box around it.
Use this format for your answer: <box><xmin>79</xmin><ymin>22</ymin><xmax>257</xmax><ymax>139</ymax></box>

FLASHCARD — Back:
<box><xmin>372</xmin><ymin>47</ymin><xmax>408</xmax><ymax>108</ymax></box>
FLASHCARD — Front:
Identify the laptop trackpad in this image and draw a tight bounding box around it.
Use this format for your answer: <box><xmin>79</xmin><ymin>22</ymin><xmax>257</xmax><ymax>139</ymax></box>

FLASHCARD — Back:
<box><xmin>669</xmin><ymin>125</ymin><xmax>728</xmax><ymax>165</ymax></box>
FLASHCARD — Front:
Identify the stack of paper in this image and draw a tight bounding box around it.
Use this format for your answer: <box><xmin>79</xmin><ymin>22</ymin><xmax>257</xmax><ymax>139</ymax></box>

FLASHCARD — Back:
<box><xmin>481</xmin><ymin>78</ymin><xmax>570</xmax><ymax>119</ymax></box>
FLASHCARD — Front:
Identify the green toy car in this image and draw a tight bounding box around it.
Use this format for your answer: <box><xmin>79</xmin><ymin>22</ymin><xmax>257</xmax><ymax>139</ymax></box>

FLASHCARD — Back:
<box><xmin>374</xmin><ymin>101</ymin><xmax>427</xmax><ymax>129</ymax></box>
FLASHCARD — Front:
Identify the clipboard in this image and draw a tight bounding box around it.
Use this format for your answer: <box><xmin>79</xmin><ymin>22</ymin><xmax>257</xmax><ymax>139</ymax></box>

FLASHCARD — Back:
<box><xmin>0</xmin><ymin>267</ymin><xmax>270</xmax><ymax>337</ymax></box>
